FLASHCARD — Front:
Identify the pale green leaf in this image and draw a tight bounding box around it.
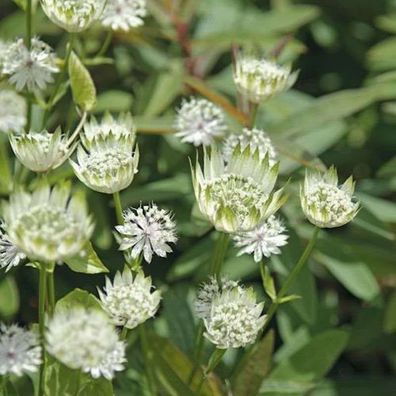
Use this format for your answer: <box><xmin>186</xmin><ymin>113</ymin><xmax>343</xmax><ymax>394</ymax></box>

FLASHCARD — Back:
<box><xmin>64</xmin><ymin>242</ymin><xmax>109</xmax><ymax>274</ymax></box>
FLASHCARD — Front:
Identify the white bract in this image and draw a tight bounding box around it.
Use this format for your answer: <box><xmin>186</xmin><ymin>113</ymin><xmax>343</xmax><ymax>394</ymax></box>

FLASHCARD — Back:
<box><xmin>0</xmin><ymin>324</ymin><xmax>41</xmax><ymax>376</ymax></box>
<box><xmin>70</xmin><ymin>114</ymin><xmax>139</xmax><ymax>194</ymax></box>
<box><xmin>9</xmin><ymin>128</ymin><xmax>70</xmax><ymax>173</ymax></box>
<box><xmin>199</xmin><ymin>279</ymin><xmax>266</xmax><ymax>349</ymax></box>
<box><xmin>41</xmin><ymin>0</ymin><xmax>107</xmax><ymax>32</ymax></box>
<box><xmin>2</xmin><ymin>38</ymin><xmax>58</xmax><ymax>92</ymax></box>
<box><xmin>101</xmin><ymin>0</ymin><xmax>147</xmax><ymax>31</ymax></box>
<box><xmin>191</xmin><ymin>145</ymin><xmax>286</xmax><ymax>233</ymax></box>
<box><xmin>234</xmin><ymin>55</ymin><xmax>297</xmax><ymax>103</ymax></box>
<box><xmin>115</xmin><ymin>204</ymin><xmax>177</xmax><ymax>264</ymax></box>
<box><xmin>300</xmin><ymin>166</ymin><xmax>359</xmax><ymax>228</ymax></box>
<box><xmin>2</xmin><ymin>183</ymin><xmax>94</xmax><ymax>263</ymax></box>
<box><xmin>223</xmin><ymin>128</ymin><xmax>277</xmax><ymax>165</ymax></box>
<box><xmin>233</xmin><ymin>215</ymin><xmax>288</xmax><ymax>262</ymax></box>
<box><xmin>0</xmin><ymin>225</ymin><xmax>26</xmax><ymax>272</ymax></box>
<box><xmin>175</xmin><ymin>98</ymin><xmax>227</xmax><ymax>147</ymax></box>
<box><xmin>98</xmin><ymin>268</ymin><xmax>161</xmax><ymax>329</ymax></box>
<box><xmin>46</xmin><ymin>308</ymin><xmax>126</xmax><ymax>379</ymax></box>
<box><xmin>0</xmin><ymin>90</ymin><xmax>26</xmax><ymax>133</ymax></box>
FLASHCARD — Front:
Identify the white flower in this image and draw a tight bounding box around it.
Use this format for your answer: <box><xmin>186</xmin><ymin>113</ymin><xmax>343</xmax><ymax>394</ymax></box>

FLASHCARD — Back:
<box><xmin>0</xmin><ymin>90</ymin><xmax>26</xmax><ymax>133</ymax></box>
<box><xmin>9</xmin><ymin>128</ymin><xmax>70</xmax><ymax>173</ymax></box>
<box><xmin>233</xmin><ymin>216</ymin><xmax>288</xmax><ymax>262</ymax></box>
<box><xmin>0</xmin><ymin>324</ymin><xmax>41</xmax><ymax>376</ymax></box>
<box><xmin>191</xmin><ymin>145</ymin><xmax>286</xmax><ymax>233</ymax></box>
<box><xmin>98</xmin><ymin>268</ymin><xmax>161</xmax><ymax>329</ymax></box>
<box><xmin>199</xmin><ymin>279</ymin><xmax>266</xmax><ymax>349</ymax></box>
<box><xmin>46</xmin><ymin>308</ymin><xmax>126</xmax><ymax>379</ymax></box>
<box><xmin>70</xmin><ymin>114</ymin><xmax>138</xmax><ymax>194</ymax></box>
<box><xmin>2</xmin><ymin>38</ymin><xmax>58</xmax><ymax>92</ymax></box>
<box><xmin>223</xmin><ymin>128</ymin><xmax>277</xmax><ymax>165</ymax></box>
<box><xmin>2</xmin><ymin>183</ymin><xmax>94</xmax><ymax>263</ymax></box>
<box><xmin>300</xmin><ymin>166</ymin><xmax>360</xmax><ymax>228</ymax></box>
<box><xmin>101</xmin><ymin>0</ymin><xmax>147</xmax><ymax>31</ymax></box>
<box><xmin>0</xmin><ymin>224</ymin><xmax>26</xmax><ymax>272</ymax></box>
<box><xmin>0</xmin><ymin>39</ymin><xmax>10</xmax><ymax>72</ymax></box>
<box><xmin>115</xmin><ymin>204</ymin><xmax>177</xmax><ymax>264</ymax></box>
<box><xmin>41</xmin><ymin>0</ymin><xmax>107</xmax><ymax>32</ymax></box>
<box><xmin>233</xmin><ymin>55</ymin><xmax>297</xmax><ymax>103</ymax></box>
<box><xmin>175</xmin><ymin>98</ymin><xmax>227</xmax><ymax>147</ymax></box>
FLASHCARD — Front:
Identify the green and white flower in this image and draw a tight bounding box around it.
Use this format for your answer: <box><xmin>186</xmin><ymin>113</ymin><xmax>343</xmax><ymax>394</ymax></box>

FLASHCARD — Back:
<box><xmin>98</xmin><ymin>268</ymin><xmax>161</xmax><ymax>329</ymax></box>
<box><xmin>2</xmin><ymin>183</ymin><xmax>94</xmax><ymax>263</ymax></box>
<box><xmin>101</xmin><ymin>0</ymin><xmax>147</xmax><ymax>31</ymax></box>
<box><xmin>191</xmin><ymin>145</ymin><xmax>286</xmax><ymax>233</ymax></box>
<box><xmin>40</xmin><ymin>0</ymin><xmax>107</xmax><ymax>32</ymax></box>
<box><xmin>0</xmin><ymin>90</ymin><xmax>26</xmax><ymax>133</ymax></box>
<box><xmin>46</xmin><ymin>308</ymin><xmax>126</xmax><ymax>379</ymax></box>
<box><xmin>233</xmin><ymin>54</ymin><xmax>297</xmax><ymax>103</ymax></box>
<box><xmin>300</xmin><ymin>166</ymin><xmax>360</xmax><ymax>228</ymax></box>
<box><xmin>0</xmin><ymin>224</ymin><xmax>26</xmax><ymax>272</ymax></box>
<box><xmin>70</xmin><ymin>114</ymin><xmax>139</xmax><ymax>194</ymax></box>
<box><xmin>9</xmin><ymin>128</ymin><xmax>70</xmax><ymax>173</ymax></box>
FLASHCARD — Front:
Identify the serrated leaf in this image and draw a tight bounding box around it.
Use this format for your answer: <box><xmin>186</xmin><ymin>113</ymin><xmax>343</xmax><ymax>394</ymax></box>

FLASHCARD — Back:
<box><xmin>69</xmin><ymin>51</ymin><xmax>96</xmax><ymax>111</ymax></box>
<box><xmin>64</xmin><ymin>242</ymin><xmax>109</xmax><ymax>274</ymax></box>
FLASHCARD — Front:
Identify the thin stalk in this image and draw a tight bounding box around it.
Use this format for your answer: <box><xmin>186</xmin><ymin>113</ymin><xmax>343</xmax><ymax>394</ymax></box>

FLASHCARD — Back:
<box><xmin>188</xmin><ymin>321</ymin><xmax>204</xmax><ymax>385</ymax></box>
<box><xmin>38</xmin><ymin>266</ymin><xmax>47</xmax><ymax>396</ymax></box>
<box><xmin>196</xmin><ymin>348</ymin><xmax>226</xmax><ymax>394</ymax></box>
<box><xmin>47</xmin><ymin>270</ymin><xmax>55</xmax><ymax>316</ymax></box>
<box><xmin>66</xmin><ymin>111</ymin><xmax>87</xmax><ymax>148</ymax></box>
<box><xmin>261</xmin><ymin>227</ymin><xmax>320</xmax><ymax>333</ymax></box>
<box><xmin>113</xmin><ymin>192</ymin><xmax>124</xmax><ymax>225</ymax></box>
<box><xmin>209</xmin><ymin>232</ymin><xmax>230</xmax><ymax>277</ymax></box>
<box><xmin>249</xmin><ymin>101</ymin><xmax>259</xmax><ymax>128</ymax></box>
<box><xmin>96</xmin><ymin>31</ymin><xmax>113</xmax><ymax>57</ymax></box>
<box><xmin>25</xmin><ymin>0</ymin><xmax>33</xmax><ymax>132</ymax></box>
<box><xmin>139</xmin><ymin>325</ymin><xmax>156</xmax><ymax>396</ymax></box>
<box><xmin>120</xmin><ymin>326</ymin><xmax>128</xmax><ymax>341</ymax></box>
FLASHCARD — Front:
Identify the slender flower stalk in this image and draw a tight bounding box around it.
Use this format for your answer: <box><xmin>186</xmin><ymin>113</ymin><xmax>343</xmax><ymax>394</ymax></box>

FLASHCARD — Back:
<box><xmin>113</xmin><ymin>192</ymin><xmax>124</xmax><ymax>225</ymax></box>
<box><xmin>37</xmin><ymin>265</ymin><xmax>47</xmax><ymax>396</ymax></box>
<box><xmin>26</xmin><ymin>0</ymin><xmax>32</xmax><ymax>131</ymax></box>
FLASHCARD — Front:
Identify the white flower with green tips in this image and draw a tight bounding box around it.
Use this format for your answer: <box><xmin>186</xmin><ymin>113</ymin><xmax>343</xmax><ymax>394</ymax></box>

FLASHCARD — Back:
<box><xmin>40</xmin><ymin>0</ymin><xmax>107</xmax><ymax>32</ymax></box>
<box><xmin>2</xmin><ymin>183</ymin><xmax>94</xmax><ymax>263</ymax></box>
<box><xmin>101</xmin><ymin>0</ymin><xmax>147</xmax><ymax>31</ymax></box>
<box><xmin>9</xmin><ymin>128</ymin><xmax>70</xmax><ymax>173</ymax></box>
<box><xmin>191</xmin><ymin>145</ymin><xmax>287</xmax><ymax>233</ymax></box>
<box><xmin>300</xmin><ymin>166</ymin><xmax>360</xmax><ymax>228</ymax></box>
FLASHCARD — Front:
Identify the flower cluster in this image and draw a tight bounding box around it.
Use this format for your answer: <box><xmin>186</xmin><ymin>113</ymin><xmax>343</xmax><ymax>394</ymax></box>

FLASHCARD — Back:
<box><xmin>115</xmin><ymin>204</ymin><xmax>177</xmax><ymax>264</ymax></box>
<box><xmin>0</xmin><ymin>224</ymin><xmax>26</xmax><ymax>272</ymax></box>
<box><xmin>98</xmin><ymin>268</ymin><xmax>161</xmax><ymax>329</ymax></box>
<box><xmin>0</xmin><ymin>90</ymin><xmax>26</xmax><ymax>133</ymax></box>
<box><xmin>101</xmin><ymin>0</ymin><xmax>147</xmax><ymax>31</ymax></box>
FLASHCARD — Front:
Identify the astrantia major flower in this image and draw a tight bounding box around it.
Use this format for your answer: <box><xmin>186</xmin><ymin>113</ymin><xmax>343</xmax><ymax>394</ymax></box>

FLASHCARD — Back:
<box><xmin>0</xmin><ymin>324</ymin><xmax>41</xmax><ymax>376</ymax></box>
<box><xmin>46</xmin><ymin>308</ymin><xmax>126</xmax><ymax>379</ymax></box>
<box><xmin>98</xmin><ymin>268</ymin><xmax>161</xmax><ymax>329</ymax></box>
<box><xmin>223</xmin><ymin>128</ymin><xmax>277</xmax><ymax>165</ymax></box>
<box><xmin>199</xmin><ymin>279</ymin><xmax>266</xmax><ymax>349</ymax></box>
<box><xmin>0</xmin><ymin>90</ymin><xmax>26</xmax><ymax>133</ymax></box>
<box><xmin>0</xmin><ymin>224</ymin><xmax>26</xmax><ymax>272</ymax></box>
<box><xmin>233</xmin><ymin>215</ymin><xmax>288</xmax><ymax>262</ymax></box>
<box><xmin>9</xmin><ymin>128</ymin><xmax>70</xmax><ymax>173</ymax></box>
<box><xmin>175</xmin><ymin>98</ymin><xmax>227</xmax><ymax>147</ymax></box>
<box><xmin>101</xmin><ymin>0</ymin><xmax>147</xmax><ymax>31</ymax></box>
<box><xmin>70</xmin><ymin>114</ymin><xmax>138</xmax><ymax>194</ymax></box>
<box><xmin>41</xmin><ymin>0</ymin><xmax>107</xmax><ymax>32</ymax></box>
<box><xmin>233</xmin><ymin>55</ymin><xmax>297</xmax><ymax>103</ymax></box>
<box><xmin>115</xmin><ymin>204</ymin><xmax>177</xmax><ymax>264</ymax></box>
<box><xmin>2</xmin><ymin>38</ymin><xmax>58</xmax><ymax>92</ymax></box>
<box><xmin>192</xmin><ymin>145</ymin><xmax>286</xmax><ymax>233</ymax></box>
<box><xmin>300</xmin><ymin>166</ymin><xmax>359</xmax><ymax>228</ymax></box>
<box><xmin>2</xmin><ymin>183</ymin><xmax>94</xmax><ymax>263</ymax></box>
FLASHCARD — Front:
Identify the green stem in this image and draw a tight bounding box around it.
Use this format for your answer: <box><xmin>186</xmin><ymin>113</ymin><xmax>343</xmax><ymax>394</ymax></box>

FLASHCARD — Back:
<box><xmin>1</xmin><ymin>376</ymin><xmax>9</xmax><ymax>396</ymax></box>
<box><xmin>249</xmin><ymin>101</ymin><xmax>259</xmax><ymax>128</ymax></box>
<box><xmin>209</xmin><ymin>232</ymin><xmax>230</xmax><ymax>278</ymax></box>
<box><xmin>96</xmin><ymin>31</ymin><xmax>113</xmax><ymax>57</ymax></box>
<box><xmin>139</xmin><ymin>325</ymin><xmax>156</xmax><ymax>396</ymax></box>
<box><xmin>47</xmin><ymin>270</ymin><xmax>55</xmax><ymax>316</ymax></box>
<box><xmin>188</xmin><ymin>321</ymin><xmax>204</xmax><ymax>385</ymax></box>
<box><xmin>74</xmin><ymin>370</ymin><xmax>81</xmax><ymax>396</ymax></box>
<box><xmin>26</xmin><ymin>0</ymin><xmax>32</xmax><ymax>49</ymax></box>
<box><xmin>261</xmin><ymin>227</ymin><xmax>320</xmax><ymax>333</ymax></box>
<box><xmin>196</xmin><ymin>348</ymin><xmax>226</xmax><ymax>394</ymax></box>
<box><xmin>120</xmin><ymin>326</ymin><xmax>128</xmax><ymax>341</ymax></box>
<box><xmin>38</xmin><ymin>266</ymin><xmax>47</xmax><ymax>396</ymax></box>
<box><xmin>113</xmin><ymin>192</ymin><xmax>124</xmax><ymax>225</ymax></box>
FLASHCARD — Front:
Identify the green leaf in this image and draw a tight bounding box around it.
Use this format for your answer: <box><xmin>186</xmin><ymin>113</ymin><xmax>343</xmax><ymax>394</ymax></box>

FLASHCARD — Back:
<box><xmin>55</xmin><ymin>289</ymin><xmax>102</xmax><ymax>312</ymax></box>
<box><xmin>94</xmin><ymin>90</ymin><xmax>133</xmax><ymax>114</ymax></box>
<box><xmin>367</xmin><ymin>37</ymin><xmax>396</xmax><ymax>71</ymax></box>
<box><xmin>64</xmin><ymin>242</ymin><xmax>109</xmax><ymax>274</ymax></box>
<box><xmin>0</xmin><ymin>139</ymin><xmax>12</xmax><ymax>194</ymax></box>
<box><xmin>232</xmin><ymin>330</ymin><xmax>275</xmax><ymax>396</ymax></box>
<box><xmin>384</xmin><ymin>291</ymin><xmax>396</xmax><ymax>334</ymax></box>
<box><xmin>69</xmin><ymin>51</ymin><xmax>96</xmax><ymax>111</ymax></box>
<box><xmin>262</xmin><ymin>265</ymin><xmax>277</xmax><ymax>301</ymax></box>
<box><xmin>278</xmin><ymin>295</ymin><xmax>302</xmax><ymax>304</ymax></box>
<box><xmin>0</xmin><ymin>276</ymin><xmax>19</xmax><ymax>318</ymax></box>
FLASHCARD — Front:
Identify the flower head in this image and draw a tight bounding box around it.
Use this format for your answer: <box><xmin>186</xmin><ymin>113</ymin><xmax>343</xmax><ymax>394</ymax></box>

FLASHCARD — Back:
<box><xmin>233</xmin><ymin>215</ymin><xmax>288</xmax><ymax>262</ymax></box>
<box><xmin>46</xmin><ymin>308</ymin><xmax>126</xmax><ymax>379</ymax></box>
<box><xmin>0</xmin><ymin>224</ymin><xmax>26</xmax><ymax>272</ymax></box>
<box><xmin>70</xmin><ymin>114</ymin><xmax>138</xmax><ymax>194</ymax></box>
<box><xmin>0</xmin><ymin>324</ymin><xmax>41</xmax><ymax>376</ymax></box>
<box><xmin>300</xmin><ymin>166</ymin><xmax>359</xmax><ymax>228</ymax></box>
<box><xmin>98</xmin><ymin>268</ymin><xmax>161</xmax><ymax>329</ymax></box>
<box><xmin>191</xmin><ymin>145</ymin><xmax>286</xmax><ymax>233</ymax></box>
<box><xmin>198</xmin><ymin>278</ymin><xmax>265</xmax><ymax>349</ymax></box>
<box><xmin>175</xmin><ymin>98</ymin><xmax>227</xmax><ymax>147</ymax></box>
<box><xmin>101</xmin><ymin>0</ymin><xmax>147</xmax><ymax>31</ymax></box>
<box><xmin>0</xmin><ymin>90</ymin><xmax>26</xmax><ymax>133</ymax></box>
<box><xmin>9</xmin><ymin>128</ymin><xmax>70</xmax><ymax>173</ymax></box>
<box><xmin>41</xmin><ymin>0</ymin><xmax>106</xmax><ymax>32</ymax></box>
<box><xmin>2</xmin><ymin>183</ymin><xmax>94</xmax><ymax>263</ymax></box>
<box><xmin>115</xmin><ymin>204</ymin><xmax>177</xmax><ymax>264</ymax></box>
<box><xmin>233</xmin><ymin>55</ymin><xmax>297</xmax><ymax>103</ymax></box>
<box><xmin>2</xmin><ymin>38</ymin><xmax>58</xmax><ymax>92</ymax></box>
<box><xmin>223</xmin><ymin>128</ymin><xmax>277</xmax><ymax>165</ymax></box>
